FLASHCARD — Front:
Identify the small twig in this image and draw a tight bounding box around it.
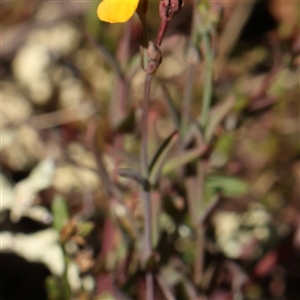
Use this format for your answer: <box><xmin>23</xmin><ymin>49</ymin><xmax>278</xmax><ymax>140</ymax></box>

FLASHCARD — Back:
<box><xmin>156</xmin><ymin>0</ymin><xmax>182</xmax><ymax>46</ymax></box>
<box><xmin>156</xmin><ymin>20</ymin><xmax>169</xmax><ymax>46</ymax></box>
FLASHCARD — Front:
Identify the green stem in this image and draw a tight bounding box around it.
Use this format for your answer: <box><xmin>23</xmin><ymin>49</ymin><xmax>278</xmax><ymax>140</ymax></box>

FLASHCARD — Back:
<box><xmin>141</xmin><ymin>73</ymin><xmax>154</xmax><ymax>300</ymax></box>
<box><xmin>62</xmin><ymin>249</ymin><xmax>71</xmax><ymax>299</ymax></box>
<box><xmin>141</xmin><ymin>74</ymin><xmax>152</xmax><ymax>178</ymax></box>
<box><xmin>199</xmin><ymin>31</ymin><xmax>213</xmax><ymax>129</ymax></box>
<box><xmin>181</xmin><ymin>64</ymin><xmax>195</xmax><ymax>136</ymax></box>
<box><xmin>195</xmin><ymin>226</ymin><xmax>205</xmax><ymax>286</ymax></box>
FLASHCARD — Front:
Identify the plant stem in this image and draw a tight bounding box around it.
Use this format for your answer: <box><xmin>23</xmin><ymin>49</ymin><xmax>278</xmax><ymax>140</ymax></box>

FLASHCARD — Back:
<box><xmin>146</xmin><ymin>277</ymin><xmax>155</xmax><ymax>300</ymax></box>
<box><xmin>181</xmin><ymin>64</ymin><xmax>195</xmax><ymax>136</ymax></box>
<box><xmin>199</xmin><ymin>31</ymin><xmax>213</xmax><ymax>128</ymax></box>
<box><xmin>141</xmin><ymin>73</ymin><xmax>154</xmax><ymax>300</ymax></box>
<box><xmin>141</xmin><ymin>74</ymin><xmax>152</xmax><ymax>178</ymax></box>
<box><xmin>193</xmin><ymin>155</ymin><xmax>206</xmax><ymax>286</ymax></box>
<box><xmin>62</xmin><ymin>250</ymin><xmax>71</xmax><ymax>300</ymax></box>
<box><xmin>156</xmin><ymin>20</ymin><xmax>169</xmax><ymax>46</ymax></box>
<box><xmin>195</xmin><ymin>226</ymin><xmax>205</xmax><ymax>286</ymax></box>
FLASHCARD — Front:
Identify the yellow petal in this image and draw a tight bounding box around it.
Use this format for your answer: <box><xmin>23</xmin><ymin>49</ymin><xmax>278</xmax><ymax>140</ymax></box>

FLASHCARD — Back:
<box><xmin>97</xmin><ymin>0</ymin><xmax>139</xmax><ymax>23</ymax></box>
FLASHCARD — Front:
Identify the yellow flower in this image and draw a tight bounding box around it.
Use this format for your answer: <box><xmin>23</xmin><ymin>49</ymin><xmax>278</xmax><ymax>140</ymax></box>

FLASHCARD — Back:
<box><xmin>97</xmin><ymin>0</ymin><xmax>139</xmax><ymax>23</ymax></box>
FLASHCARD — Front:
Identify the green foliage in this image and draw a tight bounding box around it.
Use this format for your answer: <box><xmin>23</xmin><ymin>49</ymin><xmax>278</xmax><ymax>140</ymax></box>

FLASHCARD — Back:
<box><xmin>51</xmin><ymin>195</ymin><xmax>69</xmax><ymax>233</ymax></box>
<box><xmin>77</xmin><ymin>221</ymin><xmax>94</xmax><ymax>237</ymax></box>
<box><xmin>206</xmin><ymin>176</ymin><xmax>249</xmax><ymax>197</ymax></box>
<box><xmin>2</xmin><ymin>1</ymin><xmax>298</xmax><ymax>299</ymax></box>
<box><xmin>162</xmin><ymin>147</ymin><xmax>207</xmax><ymax>176</ymax></box>
<box><xmin>149</xmin><ymin>130</ymin><xmax>179</xmax><ymax>185</ymax></box>
<box><xmin>45</xmin><ymin>276</ymin><xmax>61</xmax><ymax>300</ymax></box>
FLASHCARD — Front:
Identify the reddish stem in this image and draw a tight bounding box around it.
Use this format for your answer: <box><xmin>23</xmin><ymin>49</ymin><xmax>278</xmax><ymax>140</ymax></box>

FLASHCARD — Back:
<box><xmin>156</xmin><ymin>20</ymin><xmax>169</xmax><ymax>46</ymax></box>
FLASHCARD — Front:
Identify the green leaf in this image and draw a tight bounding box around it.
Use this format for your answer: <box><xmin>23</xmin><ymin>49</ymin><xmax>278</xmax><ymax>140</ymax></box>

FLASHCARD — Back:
<box><xmin>45</xmin><ymin>276</ymin><xmax>62</xmax><ymax>300</ymax></box>
<box><xmin>77</xmin><ymin>221</ymin><xmax>94</xmax><ymax>237</ymax></box>
<box><xmin>233</xmin><ymin>94</ymin><xmax>249</xmax><ymax>112</ymax></box>
<box><xmin>51</xmin><ymin>195</ymin><xmax>69</xmax><ymax>232</ymax></box>
<box><xmin>162</xmin><ymin>145</ymin><xmax>207</xmax><ymax>177</ymax></box>
<box><xmin>206</xmin><ymin>176</ymin><xmax>249</xmax><ymax>197</ymax></box>
<box><xmin>214</xmin><ymin>133</ymin><xmax>234</xmax><ymax>155</ymax></box>
<box><xmin>149</xmin><ymin>130</ymin><xmax>179</xmax><ymax>185</ymax></box>
<box><xmin>118</xmin><ymin>168</ymin><xmax>149</xmax><ymax>190</ymax></box>
<box><xmin>205</xmin><ymin>96</ymin><xmax>235</xmax><ymax>142</ymax></box>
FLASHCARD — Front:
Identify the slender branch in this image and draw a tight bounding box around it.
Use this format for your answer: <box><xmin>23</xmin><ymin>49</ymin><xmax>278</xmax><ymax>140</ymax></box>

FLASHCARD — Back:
<box><xmin>141</xmin><ymin>74</ymin><xmax>153</xmax><ymax>178</ymax></box>
<box><xmin>156</xmin><ymin>0</ymin><xmax>182</xmax><ymax>47</ymax></box>
<box><xmin>156</xmin><ymin>20</ymin><xmax>169</xmax><ymax>46</ymax></box>
<box><xmin>180</xmin><ymin>64</ymin><xmax>195</xmax><ymax>139</ymax></box>
<box><xmin>141</xmin><ymin>73</ymin><xmax>154</xmax><ymax>300</ymax></box>
<box><xmin>195</xmin><ymin>226</ymin><xmax>205</xmax><ymax>286</ymax></box>
<box><xmin>199</xmin><ymin>31</ymin><xmax>214</xmax><ymax>127</ymax></box>
<box><xmin>192</xmin><ymin>4</ymin><xmax>216</xmax><ymax>287</ymax></box>
<box><xmin>139</xmin><ymin>2</ymin><xmax>183</xmax><ymax>297</ymax></box>
<box><xmin>193</xmin><ymin>131</ymin><xmax>208</xmax><ymax>287</ymax></box>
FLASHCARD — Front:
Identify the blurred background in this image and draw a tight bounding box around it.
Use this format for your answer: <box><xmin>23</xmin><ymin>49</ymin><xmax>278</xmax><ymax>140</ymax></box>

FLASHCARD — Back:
<box><xmin>1</xmin><ymin>0</ymin><xmax>299</xmax><ymax>299</ymax></box>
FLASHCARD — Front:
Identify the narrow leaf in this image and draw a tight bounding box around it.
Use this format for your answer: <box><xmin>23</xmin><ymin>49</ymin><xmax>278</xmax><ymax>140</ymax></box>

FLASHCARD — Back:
<box><xmin>118</xmin><ymin>168</ymin><xmax>150</xmax><ymax>190</ymax></box>
<box><xmin>149</xmin><ymin>130</ymin><xmax>178</xmax><ymax>174</ymax></box>
<box><xmin>205</xmin><ymin>96</ymin><xmax>235</xmax><ymax>142</ymax></box>
<box><xmin>162</xmin><ymin>144</ymin><xmax>208</xmax><ymax>177</ymax></box>
<box><xmin>77</xmin><ymin>221</ymin><xmax>94</xmax><ymax>237</ymax></box>
<box><xmin>52</xmin><ymin>195</ymin><xmax>69</xmax><ymax>233</ymax></box>
<box><xmin>46</xmin><ymin>276</ymin><xmax>62</xmax><ymax>300</ymax></box>
<box><xmin>206</xmin><ymin>175</ymin><xmax>249</xmax><ymax>197</ymax></box>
